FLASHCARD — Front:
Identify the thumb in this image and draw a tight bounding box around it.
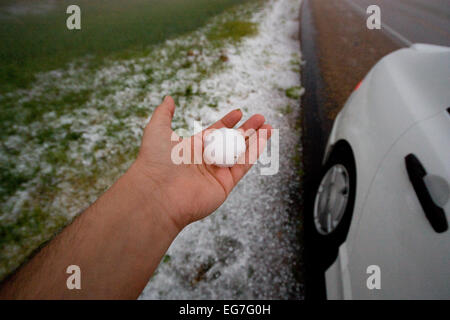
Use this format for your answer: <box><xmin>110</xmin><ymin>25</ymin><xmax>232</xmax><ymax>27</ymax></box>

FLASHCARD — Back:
<box><xmin>150</xmin><ymin>96</ymin><xmax>176</xmax><ymax>128</ymax></box>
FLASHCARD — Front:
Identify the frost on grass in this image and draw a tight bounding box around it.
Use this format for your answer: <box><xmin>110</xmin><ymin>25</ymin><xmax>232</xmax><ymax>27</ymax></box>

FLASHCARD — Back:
<box><xmin>0</xmin><ymin>0</ymin><xmax>304</xmax><ymax>298</ymax></box>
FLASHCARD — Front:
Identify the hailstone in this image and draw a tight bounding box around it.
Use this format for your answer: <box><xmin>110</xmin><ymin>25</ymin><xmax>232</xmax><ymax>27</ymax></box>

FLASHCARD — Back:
<box><xmin>203</xmin><ymin>128</ymin><xmax>246</xmax><ymax>167</ymax></box>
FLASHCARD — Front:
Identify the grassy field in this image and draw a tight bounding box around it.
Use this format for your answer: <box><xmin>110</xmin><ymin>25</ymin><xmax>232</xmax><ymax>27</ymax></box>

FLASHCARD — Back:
<box><xmin>0</xmin><ymin>0</ymin><xmax>305</xmax><ymax>297</ymax></box>
<box><xmin>0</xmin><ymin>0</ymin><xmax>251</xmax><ymax>93</ymax></box>
<box><xmin>0</xmin><ymin>0</ymin><xmax>265</xmax><ymax>281</ymax></box>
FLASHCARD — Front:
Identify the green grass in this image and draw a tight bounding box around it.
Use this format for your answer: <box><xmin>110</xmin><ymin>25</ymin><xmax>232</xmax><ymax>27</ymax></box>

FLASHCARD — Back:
<box><xmin>285</xmin><ymin>86</ymin><xmax>303</xmax><ymax>99</ymax></box>
<box><xmin>278</xmin><ymin>104</ymin><xmax>293</xmax><ymax>115</ymax></box>
<box><xmin>0</xmin><ymin>205</ymin><xmax>67</xmax><ymax>276</ymax></box>
<box><xmin>0</xmin><ymin>0</ymin><xmax>252</xmax><ymax>93</ymax></box>
<box><xmin>162</xmin><ymin>255</ymin><xmax>171</xmax><ymax>264</ymax></box>
<box><xmin>207</xmin><ymin>20</ymin><xmax>258</xmax><ymax>43</ymax></box>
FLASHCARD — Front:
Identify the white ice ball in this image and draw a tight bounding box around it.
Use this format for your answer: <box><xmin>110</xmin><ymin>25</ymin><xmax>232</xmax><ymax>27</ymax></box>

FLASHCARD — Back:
<box><xmin>203</xmin><ymin>128</ymin><xmax>246</xmax><ymax>167</ymax></box>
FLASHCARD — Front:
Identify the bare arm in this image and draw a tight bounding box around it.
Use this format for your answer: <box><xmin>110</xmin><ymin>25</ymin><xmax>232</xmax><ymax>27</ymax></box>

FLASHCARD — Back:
<box><xmin>0</xmin><ymin>96</ymin><xmax>272</xmax><ymax>299</ymax></box>
<box><xmin>0</xmin><ymin>163</ymin><xmax>177</xmax><ymax>299</ymax></box>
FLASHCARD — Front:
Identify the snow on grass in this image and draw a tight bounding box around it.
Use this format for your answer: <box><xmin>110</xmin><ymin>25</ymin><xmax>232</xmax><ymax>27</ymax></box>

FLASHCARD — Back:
<box><xmin>0</xmin><ymin>0</ymin><xmax>263</xmax><ymax>279</ymax></box>
<box><xmin>0</xmin><ymin>0</ymin><xmax>304</xmax><ymax>298</ymax></box>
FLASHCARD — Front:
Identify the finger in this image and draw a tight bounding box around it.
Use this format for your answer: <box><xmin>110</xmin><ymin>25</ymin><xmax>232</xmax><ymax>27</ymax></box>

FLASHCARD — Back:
<box><xmin>230</xmin><ymin>124</ymin><xmax>273</xmax><ymax>184</ymax></box>
<box><xmin>149</xmin><ymin>96</ymin><xmax>176</xmax><ymax>128</ymax></box>
<box><xmin>205</xmin><ymin>109</ymin><xmax>243</xmax><ymax>131</ymax></box>
<box><xmin>238</xmin><ymin>114</ymin><xmax>265</xmax><ymax>134</ymax></box>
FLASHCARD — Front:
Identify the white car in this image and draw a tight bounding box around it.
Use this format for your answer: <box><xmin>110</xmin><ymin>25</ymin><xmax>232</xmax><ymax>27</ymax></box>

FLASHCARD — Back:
<box><xmin>312</xmin><ymin>44</ymin><xmax>450</xmax><ymax>299</ymax></box>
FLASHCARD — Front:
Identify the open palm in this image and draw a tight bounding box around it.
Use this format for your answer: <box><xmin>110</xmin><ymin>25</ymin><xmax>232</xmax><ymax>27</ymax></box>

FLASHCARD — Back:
<box><xmin>135</xmin><ymin>96</ymin><xmax>272</xmax><ymax>229</ymax></box>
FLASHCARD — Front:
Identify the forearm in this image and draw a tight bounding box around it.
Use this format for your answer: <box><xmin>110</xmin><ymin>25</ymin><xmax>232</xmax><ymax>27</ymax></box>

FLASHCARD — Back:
<box><xmin>0</xmin><ymin>162</ymin><xmax>179</xmax><ymax>299</ymax></box>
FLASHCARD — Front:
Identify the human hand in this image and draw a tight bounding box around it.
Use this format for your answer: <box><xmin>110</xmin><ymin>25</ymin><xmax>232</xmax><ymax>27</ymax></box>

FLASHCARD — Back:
<box><xmin>131</xmin><ymin>96</ymin><xmax>272</xmax><ymax>231</ymax></box>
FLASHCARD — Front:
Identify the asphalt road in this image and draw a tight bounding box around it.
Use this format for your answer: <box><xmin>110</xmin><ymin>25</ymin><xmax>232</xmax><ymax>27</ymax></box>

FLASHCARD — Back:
<box><xmin>345</xmin><ymin>0</ymin><xmax>450</xmax><ymax>47</ymax></box>
<box><xmin>300</xmin><ymin>0</ymin><xmax>450</xmax><ymax>300</ymax></box>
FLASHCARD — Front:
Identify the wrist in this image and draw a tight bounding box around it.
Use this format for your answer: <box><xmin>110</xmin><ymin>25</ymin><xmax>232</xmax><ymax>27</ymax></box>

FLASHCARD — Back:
<box><xmin>125</xmin><ymin>160</ymin><xmax>184</xmax><ymax>235</ymax></box>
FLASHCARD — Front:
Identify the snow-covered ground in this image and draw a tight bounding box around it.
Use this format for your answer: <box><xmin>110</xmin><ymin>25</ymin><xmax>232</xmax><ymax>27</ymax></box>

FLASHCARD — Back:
<box><xmin>0</xmin><ymin>0</ymin><xmax>304</xmax><ymax>298</ymax></box>
<box><xmin>140</xmin><ymin>0</ymin><xmax>304</xmax><ymax>299</ymax></box>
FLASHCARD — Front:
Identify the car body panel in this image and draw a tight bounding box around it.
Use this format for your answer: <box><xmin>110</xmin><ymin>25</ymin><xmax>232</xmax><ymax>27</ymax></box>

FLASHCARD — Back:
<box><xmin>345</xmin><ymin>111</ymin><xmax>450</xmax><ymax>299</ymax></box>
<box><xmin>324</xmin><ymin>44</ymin><xmax>450</xmax><ymax>299</ymax></box>
<box><xmin>325</xmin><ymin>45</ymin><xmax>450</xmax><ymax>254</ymax></box>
